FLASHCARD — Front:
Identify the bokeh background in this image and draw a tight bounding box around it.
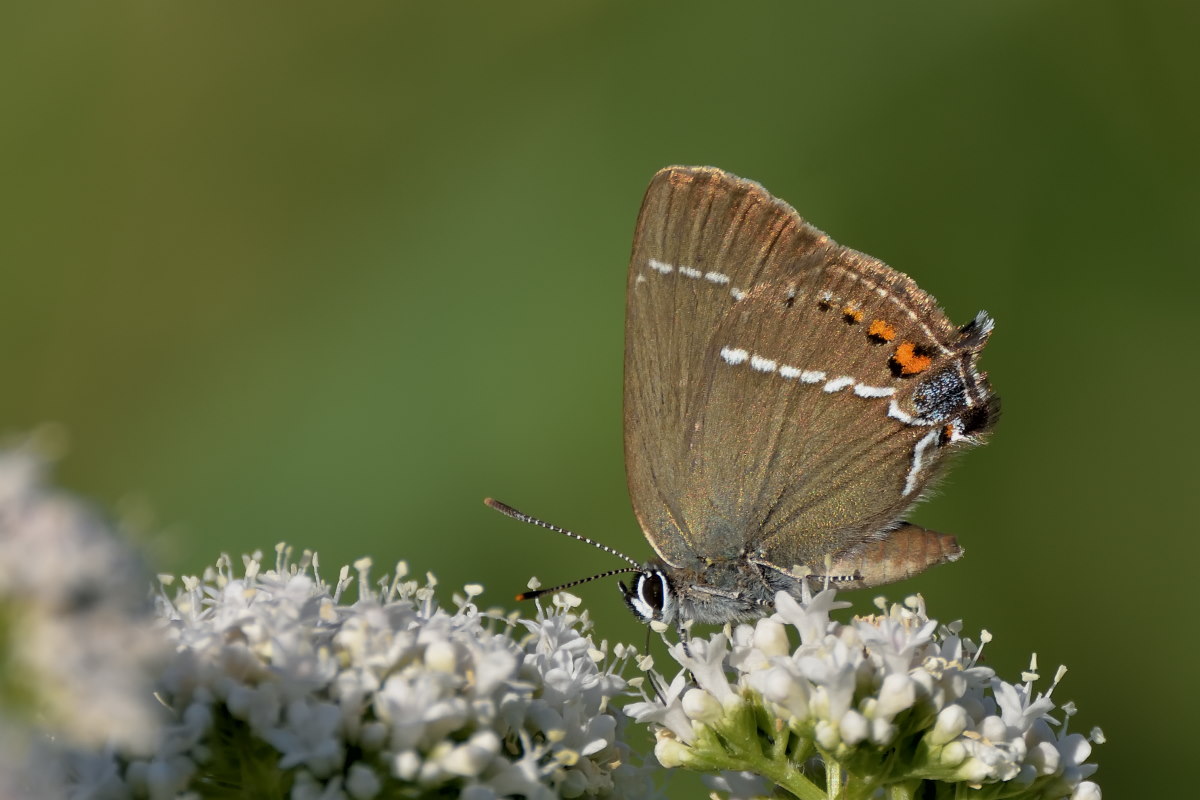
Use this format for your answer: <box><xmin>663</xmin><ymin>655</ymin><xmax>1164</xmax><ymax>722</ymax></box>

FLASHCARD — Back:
<box><xmin>3</xmin><ymin>2</ymin><xmax>1195</xmax><ymax>796</ymax></box>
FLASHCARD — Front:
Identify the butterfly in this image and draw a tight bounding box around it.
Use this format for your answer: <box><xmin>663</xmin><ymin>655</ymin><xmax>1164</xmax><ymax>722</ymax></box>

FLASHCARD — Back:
<box><xmin>487</xmin><ymin>166</ymin><xmax>996</xmax><ymax>630</ymax></box>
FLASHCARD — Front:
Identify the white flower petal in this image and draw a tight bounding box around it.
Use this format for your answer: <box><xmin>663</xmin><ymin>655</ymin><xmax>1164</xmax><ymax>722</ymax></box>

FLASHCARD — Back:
<box><xmin>682</xmin><ymin>688</ymin><xmax>723</xmax><ymax>725</ymax></box>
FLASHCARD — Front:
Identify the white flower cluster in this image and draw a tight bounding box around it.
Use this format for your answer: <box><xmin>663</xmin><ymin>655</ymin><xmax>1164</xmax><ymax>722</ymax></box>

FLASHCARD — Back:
<box><xmin>0</xmin><ymin>433</ymin><xmax>1106</xmax><ymax>800</ymax></box>
<box><xmin>0</xmin><ymin>432</ymin><xmax>164</xmax><ymax>799</ymax></box>
<box><xmin>76</xmin><ymin>547</ymin><xmax>656</xmax><ymax>799</ymax></box>
<box><xmin>628</xmin><ymin>589</ymin><xmax>1102</xmax><ymax>800</ymax></box>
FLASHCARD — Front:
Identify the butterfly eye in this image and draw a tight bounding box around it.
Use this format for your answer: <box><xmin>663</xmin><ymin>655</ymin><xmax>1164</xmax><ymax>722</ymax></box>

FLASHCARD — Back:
<box><xmin>620</xmin><ymin>570</ymin><xmax>673</xmax><ymax>624</ymax></box>
<box><xmin>638</xmin><ymin>571</ymin><xmax>665</xmax><ymax>611</ymax></box>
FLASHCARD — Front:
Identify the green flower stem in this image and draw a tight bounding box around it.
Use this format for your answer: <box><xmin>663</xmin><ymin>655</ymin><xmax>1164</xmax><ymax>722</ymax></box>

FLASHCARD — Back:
<box><xmin>826</xmin><ymin>758</ymin><xmax>842</xmax><ymax>798</ymax></box>
<box><xmin>680</xmin><ymin>700</ymin><xmax>827</xmax><ymax>800</ymax></box>
<box><xmin>197</xmin><ymin>707</ymin><xmax>292</xmax><ymax>799</ymax></box>
<box><xmin>766</xmin><ymin>714</ymin><xmax>790</xmax><ymax>763</ymax></box>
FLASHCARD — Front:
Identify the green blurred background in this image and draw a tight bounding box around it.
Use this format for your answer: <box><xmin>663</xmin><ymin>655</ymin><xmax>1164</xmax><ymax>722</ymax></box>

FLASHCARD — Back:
<box><xmin>3</xmin><ymin>2</ymin><xmax>1195</xmax><ymax>796</ymax></box>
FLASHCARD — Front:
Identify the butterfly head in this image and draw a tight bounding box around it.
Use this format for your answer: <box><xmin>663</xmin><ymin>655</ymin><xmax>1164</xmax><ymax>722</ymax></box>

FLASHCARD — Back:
<box><xmin>619</xmin><ymin>564</ymin><xmax>676</xmax><ymax>625</ymax></box>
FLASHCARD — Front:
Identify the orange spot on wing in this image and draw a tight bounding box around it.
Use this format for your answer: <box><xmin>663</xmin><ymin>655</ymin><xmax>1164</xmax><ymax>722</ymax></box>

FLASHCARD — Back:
<box><xmin>893</xmin><ymin>342</ymin><xmax>932</xmax><ymax>375</ymax></box>
<box><xmin>868</xmin><ymin>319</ymin><xmax>896</xmax><ymax>342</ymax></box>
<box><xmin>842</xmin><ymin>306</ymin><xmax>864</xmax><ymax>323</ymax></box>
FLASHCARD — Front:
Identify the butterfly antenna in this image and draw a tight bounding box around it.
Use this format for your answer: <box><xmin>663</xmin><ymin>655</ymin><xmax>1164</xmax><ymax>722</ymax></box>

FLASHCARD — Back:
<box><xmin>514</xmin><ymin>567</ymin><xmax>644</xmax><ymax>602</ymax></box>
<box><xmin>483</xmin><ymin>498</ymin><xmax>647</xmax><ymax>601</ymax></box>
<box><xmin>484</xmin><ymin>498</ymin><xmax>643</xmax><ymax>568</ymax></box>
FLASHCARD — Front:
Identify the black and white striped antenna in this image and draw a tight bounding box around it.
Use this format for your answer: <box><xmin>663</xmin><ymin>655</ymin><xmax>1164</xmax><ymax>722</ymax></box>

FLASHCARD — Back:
<box><xmin>483</xmin><ymin>498</ymin><xmax>645</xmax><ymax>600</ymax></box>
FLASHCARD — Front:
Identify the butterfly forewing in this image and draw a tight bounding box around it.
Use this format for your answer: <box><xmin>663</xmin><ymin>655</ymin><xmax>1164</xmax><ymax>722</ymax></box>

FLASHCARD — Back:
<box><xmin>625</xmin><ymin>166</ymin><xmax>995</xmax><ymax>583</ymax></box>
<box><xmin>624</xmin><ymin>167</ymin><xmax>830</xmax><ymax>566</ymax></box>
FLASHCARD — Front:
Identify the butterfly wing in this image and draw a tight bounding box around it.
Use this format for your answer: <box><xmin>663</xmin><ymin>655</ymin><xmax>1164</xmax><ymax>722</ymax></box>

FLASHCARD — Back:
<box><xmin>624</xmin><ymin>167</ymin><xmax>826</xmax><ymax>568</ymax></box>
<box><xmin>624</xmin><ymin>166</ymin><xmax>996</xmax><ymax>582</ymax></box>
